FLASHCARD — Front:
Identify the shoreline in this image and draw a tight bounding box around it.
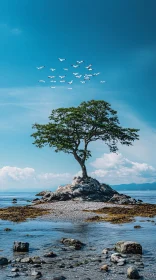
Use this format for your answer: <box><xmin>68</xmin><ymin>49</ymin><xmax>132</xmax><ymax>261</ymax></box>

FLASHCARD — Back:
<box><xmin>34</xmin><ymin>200</ymin><xmax>131</xmax><ymax>223</ymax></box>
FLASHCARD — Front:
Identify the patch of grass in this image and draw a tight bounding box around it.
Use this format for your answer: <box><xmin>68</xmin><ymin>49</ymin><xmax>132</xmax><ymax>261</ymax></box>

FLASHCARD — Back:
<box><xmin>85</xmin><ymin>204</ymin><xmax>156</xmax><ymax>224</ymax></box>
<box><xmin>0</xmin><ymin>206</ymin><xmax>49</xmax><ymax>222</ymax></box>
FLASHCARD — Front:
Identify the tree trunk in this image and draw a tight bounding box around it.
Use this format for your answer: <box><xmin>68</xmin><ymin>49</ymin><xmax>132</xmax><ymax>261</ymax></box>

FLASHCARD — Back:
<box><xmin>73</xmin><ymin>152</ymin><xmax>88</xmax><ymax>179</ymax></box>
<box><xmin>81</xmin><ymin>163</ymin><xmax>88</xmax><ymax>179</ymax></box>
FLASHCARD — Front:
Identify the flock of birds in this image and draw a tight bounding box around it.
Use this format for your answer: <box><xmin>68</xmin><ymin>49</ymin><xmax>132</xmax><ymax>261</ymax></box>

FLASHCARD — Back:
<box><xmin>36</xmin><ymin>58</ymin><xmax>106</xmax><ymax>90</ymax></box>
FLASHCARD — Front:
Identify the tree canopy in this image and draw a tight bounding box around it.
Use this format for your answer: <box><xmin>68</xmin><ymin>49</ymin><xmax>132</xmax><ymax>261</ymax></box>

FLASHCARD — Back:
<box><xmin>31</xmin><ymin>100</ymin><xmax>139</xmax><ymax>178</ymax></box>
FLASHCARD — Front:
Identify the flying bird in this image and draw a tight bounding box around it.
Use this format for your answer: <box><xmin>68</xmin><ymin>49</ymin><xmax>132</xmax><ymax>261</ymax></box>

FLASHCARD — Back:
<box><xmin>94</xmin><ymin>72</ymin><xmax>100</xmax><ymax>76</ymax></box>
<box><xmin>85</xmin><ymin>64</ymin><xmax>92</xmax><ymax>69</ymax></box>
<box><xmin>36</xmin><ymin>66</ymin><xmax>45</xmax><ymax>70</ymax></box>
<box><xmin>38</xmin><ymin>80</ymin><xmax>45</xmax><ymax>83</ymax></box>
<box><xmin>59</xmin><ymin>75</ymin><xmax>66</xmax><ymax>79</ymax></box>
<box><xmin>48</xmin><ymin>76</ymin><xmax>55</xmax><ymax>78</ymax></box>
<box><xmin>88</xmin><ymin>68</ymin><xmax>93</xmax><ymax>71</ymax></box>
<box><xmin>71</xmin><ymin>64</ymin><xmax>79</xmax><ymax>68</ymax></box>
<box><xmin>50</xmin><ymin>68</ymin><xmax>56</xmax><ymax>71</ymax></box>
<box><xmin>68</xmin><ymin>80</ymin><xmax>73</xmax><ymax>84</ymax></box>
<box><xmin>84</xmin><ymin>76</ymin><xmax>90</xmax><ymax>80</ymax></box>
<box><xmin>58</xmin><ymin>58</ymin><xmax>66</xmax><ymax>62</ymax></box>
<box><xmin>76</xmin><ymin>75</ymin><xmax>82</xmax><ymax>78</ymax></box>
<box><xmin>63</xmin><ymin>68</ymin><xmax>68</xmax><ymax>71</ymax></box>
<box><xmin>100</xmin><ymin>81</ymin><xmax>106</xmax><ymax>83</ymax></box>
<box><xmin>80</xmin><ymin>81</ymin><xmax>86</xmax><ymax>84</ymax></box>
<box><xmin>77</xmin><ymin>60</ymin><xmax>84</xmax><ymax>64</ymax></box>
<box><xmin>60</xmin><ymin>80</ymin><xmax>65</xmax><ymax>83</ymax></box>
<box><xmin>50</xmin><ymin>80</ymin><xmax>56</xmax><ymax>83</ymax></box>
<box><xmin>73</xmin><ymin>72</ymin><xmax>79</xmax><ymax>75</ymax></box>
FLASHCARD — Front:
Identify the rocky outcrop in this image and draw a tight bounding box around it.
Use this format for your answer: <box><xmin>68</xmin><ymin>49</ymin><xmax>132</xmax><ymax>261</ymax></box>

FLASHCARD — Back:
<box><xmin>115</xmin><ymin>241</ymin><xmax>142</xmax><ymax>254</ymax></box>
<box><xmin>36</xmin><ymin>177</ymin><xmax>141</xmax><ymax>204</ymax></box>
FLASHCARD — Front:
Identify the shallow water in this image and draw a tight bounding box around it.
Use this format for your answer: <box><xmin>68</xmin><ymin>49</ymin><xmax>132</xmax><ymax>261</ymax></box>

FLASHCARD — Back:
<box><xmin>0</xmin><ymin>191</ymin><xmax>156</xmax><ymax>279</ymax></box>
<box><xmin>0</xmin><ymin>192</ymin><xmax>36</xmax><ymax>208</ymax></box>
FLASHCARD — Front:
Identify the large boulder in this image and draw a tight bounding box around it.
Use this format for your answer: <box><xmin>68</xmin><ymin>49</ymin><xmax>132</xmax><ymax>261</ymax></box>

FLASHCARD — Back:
<box><xmin>115</xmin><ymin>241</ymin><xmax>142</xmax><ymax>254</ymax></box>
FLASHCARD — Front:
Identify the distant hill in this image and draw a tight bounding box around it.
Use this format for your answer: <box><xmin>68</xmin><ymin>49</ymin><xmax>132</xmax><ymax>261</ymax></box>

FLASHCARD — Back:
<box><xmin>112</xmin><ymin>182</ymin><xmax>156</xmax><ymax>191</ymax></box>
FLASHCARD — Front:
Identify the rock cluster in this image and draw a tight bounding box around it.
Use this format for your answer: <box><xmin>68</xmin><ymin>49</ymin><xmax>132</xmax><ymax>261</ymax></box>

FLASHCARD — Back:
<box><xmin>36</xmin><ymin>177</ymin><xmax>141</xmax><ymax>204</ymax></box>
<box><xmin>0</xmin><ymin>239</ymin><xmax>144</xmax><ymax>279</ymax></box>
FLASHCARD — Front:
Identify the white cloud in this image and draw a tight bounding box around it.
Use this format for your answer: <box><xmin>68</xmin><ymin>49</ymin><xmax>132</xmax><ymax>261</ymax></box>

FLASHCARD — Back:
<box><xmin>0</xmin><ymin>166</ymin><xmax>74</xmax><ymax>192</ymax></box>
<box><xmin>0</xmin><ymin>166</ymin><xmax>35</xmax><ymax>181</ymax></box>
<box><xmin>91</xmin><ymin>153</ymin><xmax>156</xmax><ymax>185</ymax></box>
<box><xmin>1</xmin><ymin>153</ymin><xmax>155</xmax><ymax>192</ymax></box>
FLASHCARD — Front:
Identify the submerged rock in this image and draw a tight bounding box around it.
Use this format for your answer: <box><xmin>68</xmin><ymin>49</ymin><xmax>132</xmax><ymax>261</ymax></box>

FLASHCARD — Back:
<box><xmin>60</xmin><ymin>238</ymin><xmax>85</xmax><ymax>250</ymax></box>
<box><xmin>43</xmin><ymin>252</ymin><xmax>57</xmax><ymax>258</ymax></box>
<box><xmin>12</xmin><ymin>199</ymin><xmax>17</xmax><ymax>204</ymax></box>
<box><xmin>4</xmin><ymin>228</ymin><xmax>12</xmax><ymax>231</ymax></box>
<box><xmin>38</xmin><ymin>176</ymin><xmax>141</xmax><ymax>204</ymax></box>
<box><xmin>115</xmin><ymin>241</ymin><xmax>142</xmax><ymax>254</ymax></box>
<box><xmin>13</xmin><ymin>242</ymin><xmax>29</xmax><ymax>252</ymax></box>
<box><xmin>0</xmin><ymin>257</ymin><xmax>9</xmax><ymax>265</ymax></box>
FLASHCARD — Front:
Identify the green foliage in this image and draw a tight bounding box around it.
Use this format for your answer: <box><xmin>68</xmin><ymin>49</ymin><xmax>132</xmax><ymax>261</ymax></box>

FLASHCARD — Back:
<box><xmin>31</xmin><ymin>100</ymin><xmax>139</xmax><ymax>177</ymax></box>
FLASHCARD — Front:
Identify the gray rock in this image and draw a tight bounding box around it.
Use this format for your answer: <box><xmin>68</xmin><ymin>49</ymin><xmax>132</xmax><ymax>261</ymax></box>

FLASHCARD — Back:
<box><xmin>13</xmin><ymin>241</ymin><xmax>29</xmax><ymax>252</ymax></box>
<box><xmin>15</xmin><ymin>258</ymin><xmax>21</xmax><ymax>262</ymax></box>
<box><xmin>31</xmin><ymin>257</ymin><xmax>44</xmax><ymax>264</ymax></box>
<box><xmin>111</xmin><ymin>253</ymin><xmax>126</xmax><ymax>264</ymax></box>
<box><xmin>117</xmin><ymin>261</ymin><xmax>125</xmax><ymax>266</ymax></box>
<box><xmin>20</xmin><ymin>257</ymin><xmax>32</xmax><ymax>263</ymax></box>
<box><xmin>102</xmin><ymin>249</ymin><xmax>108</xmax><ymax>254</ymax></box>
<box><xmin>43</xmin><ymin>251</ymin><xmax>57</xmax><ymax>258</ymax></box>
<box><xmin>11</xmin><ymin>268</ymin><xmax>19</xmax><ymax>272</ymax></box>
<box><xmin>31</xmin><ymin>270</ymin><xmax>42</xmax><ymax>277</ymax></box>
<box><xmin>108</xmin><ymin>194</ymin><xmax>138</xmax><ymax>204</ymax></box>
<box><xmin>115</xmin><ymin>241</ymin><xmax>142</xmax><ymax>254</ymax></box>
<box><xmin>35</xmin><ymin>190</ymin><xmax>49</xmax><ymax>196</ymax></box>
<box><xmin>127</xmin><ymin>266</ymin><xmax>140</xmax><ymax>279</ymax></box>
<box><xmin>60</xmin><ymin>238</ymin><xmax>85</xmax><ymax>250</ymax></box>
<box><xmin>0</xmin><ymin>257</ymin><xmax>9</xmax><ymax>265</ymax></box>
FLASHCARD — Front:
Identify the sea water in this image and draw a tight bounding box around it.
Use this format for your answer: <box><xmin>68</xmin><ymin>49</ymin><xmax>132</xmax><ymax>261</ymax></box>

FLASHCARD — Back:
<box><xmin>0</xmin><ymin>191</ymin><xmax>156</xmax><ymax>279</ymax></box>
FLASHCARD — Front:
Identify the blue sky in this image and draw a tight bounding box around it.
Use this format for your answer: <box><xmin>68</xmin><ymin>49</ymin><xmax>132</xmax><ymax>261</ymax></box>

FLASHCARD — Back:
<box><xmin>0</xmin><ymin>0</ymin><xmax>156</xmax><ymax>191</ymax></box>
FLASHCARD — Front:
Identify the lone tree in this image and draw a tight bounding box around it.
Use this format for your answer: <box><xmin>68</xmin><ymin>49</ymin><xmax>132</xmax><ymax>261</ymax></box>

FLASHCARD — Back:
<box><xmin>31</xmin><ymin>100</ymin><xmax>139</xmax><ymax>179</ymax></box>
